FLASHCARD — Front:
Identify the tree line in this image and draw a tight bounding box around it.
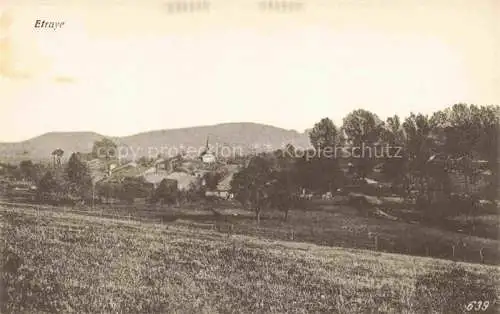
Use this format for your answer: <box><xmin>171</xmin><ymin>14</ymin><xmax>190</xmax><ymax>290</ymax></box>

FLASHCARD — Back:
<box><xmin>0</xmin><ymin>103</ymin><xmax>497</xmax><ymax>220</ymax></box>
<box><xmin>229</xmin><ymin>104</ymin><xmax>499</xmax><ymax>221</ymax></box>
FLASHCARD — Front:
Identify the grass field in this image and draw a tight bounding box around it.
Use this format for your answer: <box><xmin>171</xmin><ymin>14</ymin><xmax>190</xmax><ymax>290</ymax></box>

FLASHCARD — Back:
<box><xmin>1</xmin><ymin>206</ymin><xmax>500</xmax><ymax>313</ymax></box>
<box><xmin>2</xmin><ymin>198</ymin><xmax>500</xmax><ymax>265</ymax></box>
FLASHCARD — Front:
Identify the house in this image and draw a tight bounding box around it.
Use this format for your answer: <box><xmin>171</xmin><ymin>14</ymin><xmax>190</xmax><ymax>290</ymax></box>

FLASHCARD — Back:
<box><xmin>109</xmin><ymin>163</ymin><xmax>117</xmax><ymax>173</ymax></box>
<box><xmin>87</xmin><ymin>159</ymin><xmax>110</xmax><ymax>183</ymax></box>
<box><xmin>202</xmin><ymin>153</ymin><xmax>216</xmax><ymax>164</ymax></box>
<box><xmin>100</xmin><ymin>162</ymin><xmax>149</xmax><ymax>184</ymax></box>
<box><xmin>111</xmin><ymin>162</ymin><xmax>140</xmax><ymax>175</ymax></box>
<box><xmin>166</xmin><ymin>172</ymin><xmax>200</xmax><ymax>191</ymax></box>
<box><xmin>142</xmin><ymin>170</ymin><xmax>200</xmax><ymax>191</ymax></box>
<box><xmin>6</xmin><ymin>181</ymin><xmax>37</xmax><ymax>200</ymax></box>
<box><xmin>215</xmin><ymin>172</ymin><xmax>234</xmax><ymax>199</ymax></box>
<box><xmin>205</xmin><ymin>165</ymin><xmax>238</xmax><ymax>199</ymax></box>
<box><xmin>154</xmin><ymin>158</ymin><xmax>167</xmax><ymax>173</ymax></box>
<box><xmin>142</xmin><ymin>169</ymin><xmax>170</xmax><ymax>189</ymax></box>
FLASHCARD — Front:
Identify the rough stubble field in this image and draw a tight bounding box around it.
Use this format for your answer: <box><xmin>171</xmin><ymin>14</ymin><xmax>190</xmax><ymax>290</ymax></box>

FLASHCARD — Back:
<box><xmin>1</xmin><ymin>206</ymin><xmax>499</xmax><ymax>313</ymax></box>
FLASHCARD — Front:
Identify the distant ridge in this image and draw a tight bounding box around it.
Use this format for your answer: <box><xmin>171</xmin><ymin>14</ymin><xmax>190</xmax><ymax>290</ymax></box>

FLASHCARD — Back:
<box><xmin>0</xmin><ymin>122</ymin><xmax>311</xmax><ymax>163</ymax></box>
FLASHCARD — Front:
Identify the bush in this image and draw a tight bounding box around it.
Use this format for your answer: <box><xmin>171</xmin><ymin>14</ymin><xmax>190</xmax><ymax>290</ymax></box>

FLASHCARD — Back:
<box><xmin>419</xmin><ymin>193</ymin><xmax>481</xmax><ymax>221</ymax></box>
<box><xmin>114</xmin><ymin>178</ymin><xmax>154</xmax><ymax>204</ymax></box>
<box><xmin>153</xmin><ymin>179</ymin><xmax>179</xmax><ymax>205</ymax></box>
<box><xmin>448</xmin><ymin>193</ymin><xmax>479</xmax><ymax>215</ymax></box>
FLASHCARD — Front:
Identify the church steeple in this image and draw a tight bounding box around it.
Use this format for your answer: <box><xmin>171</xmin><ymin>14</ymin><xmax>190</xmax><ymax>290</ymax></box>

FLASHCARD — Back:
<box><xmin>200</xmin><ymin>135</ymin><xmax>216</xmax><ymax>163</ymax></box>
<box><xmin>200</xmin><ymin>136</ymin><xmax>210</xmax><ymax>158</ymax></box>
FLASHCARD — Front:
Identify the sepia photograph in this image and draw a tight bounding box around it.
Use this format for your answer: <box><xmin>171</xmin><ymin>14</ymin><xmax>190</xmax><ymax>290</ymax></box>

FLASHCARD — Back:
<box><xmin>1</xmin><ymin>0</ymin><xmax>499</xmax><ymax>312</ymax></box>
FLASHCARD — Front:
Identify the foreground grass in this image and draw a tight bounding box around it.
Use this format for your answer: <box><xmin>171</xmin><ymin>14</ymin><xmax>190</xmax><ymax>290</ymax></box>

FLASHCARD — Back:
<box><xmin>1</xmin><ymin>207</ymin><xmax>499</xmax><ymax>313</ymax></box>
<box><xmin>4</xmin><ymin>199</ymin><xmax>499</xmax><ymax>265</ymax></box>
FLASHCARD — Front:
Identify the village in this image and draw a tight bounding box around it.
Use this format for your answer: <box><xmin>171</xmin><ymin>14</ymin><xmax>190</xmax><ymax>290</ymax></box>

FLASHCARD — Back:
<box><xmin>1</xmin><ymin>1</ymin><xmax>499</xmax><ymax>309</ymax></box>
<box><xmin>0</xmin><ymin>137</ymin><xmax>238</xmax><ymax>203</ymax></box>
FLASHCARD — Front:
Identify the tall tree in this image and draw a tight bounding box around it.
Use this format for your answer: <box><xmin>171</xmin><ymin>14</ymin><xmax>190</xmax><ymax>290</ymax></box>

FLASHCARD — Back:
<box><xmin>266</xmin><ymin>171</ymin><xmax>302</xmax><ymax>221</ymax></box>
<box><xmin>382</xmin><ymin>115</ymin><xmax>405</xmax><ymax>145</ymax></box>
<box><xmin>92</xmin><ymin>138</ymin><xmax>118</xmax><ymax>160</ymax></box>
<box><xmin>432</xmin><ymin>104</ymin><xmax>499</xmax><ymax>197</ymax></box>
<box><xmin>38</xmin><ymin>171</ymin><xmax>65</xmax><ymax>194</ymax></box>
<box><xmin>203</xmin><ymin>171</ymin><xmax>223</xmax><ymax>190</ymax></box>
<box><xmin>342</xmin><ymin>109</ymin><xmax>384</xmax><ymax>180</ymax></box>
<box><xmin>439</xmin><ymin>104</ymin><xmax>482</xmax><ymax>158</ymax></box>
<box><xmin>37</xmin><ymin>169</ymin><xmax>68</xmax><ymax>202</ymax></box>
<box><xmin>474</xmin><ymin>105</ymin><xmax>499</xmax><ymax>195</ymax></box>
<box><xmin>269</xmin><ymin>144</ymin><xmax>302</xmax><ymax>219</ymax></box>
<box><xmin>154</xmin><ymin>178</ymin><xmax>179</xmax><ymax>205</ymax></box>
<box><xmin>230</xmin><ymin>155</ymin><xmax>275</xmax><ymax>223</ymax></box>
<box><xmin>119</xmin><ymin>177</ymin><xmax>153</xmax><ymax>204</ymax></box>
<box><xmin>402</xmin><ymin>113</ymin><xmax>435</xmax><ymax>204</ymax></box>
<box><xmin>309</xmin><ymin>118</ymin><xmax>338</xmax><ymax>152</ymax></box>
<box><xmin>403</xmin><ymin>113</ymin><xmax>434</xmax><ymax>170</ymax></box>
<box><xmin>380</xmin><ymin>115</ymin><xmax>407</xmax><ymax>188</ymax></box>
<box><xmin>51</xmin><ymin>148</ymin><xmax>64</xmax><ymax>168</ymax></box>
<box><xmin>19</xmin><ymin>160</ymin><xmax>34</xmax><ymax>181</ymax></box>
<box><xmin>66</xmin><ymin>153</ymin><xmax>92</xmax><ymax>198</ymax></box>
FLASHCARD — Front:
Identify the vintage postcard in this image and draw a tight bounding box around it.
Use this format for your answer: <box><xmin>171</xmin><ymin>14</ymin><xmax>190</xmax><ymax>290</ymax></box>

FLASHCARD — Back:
<box><xmin>1</xmin><ymin>0</ymin><xmax>499</xmax><ymax>312</ymax></box>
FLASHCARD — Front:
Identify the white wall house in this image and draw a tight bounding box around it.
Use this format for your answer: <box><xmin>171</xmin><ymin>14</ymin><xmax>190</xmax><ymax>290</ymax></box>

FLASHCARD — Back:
<box><xmin>202</xmin><ymin>152</ymin><xmax>216</xmax><ymax>164</ymax></box>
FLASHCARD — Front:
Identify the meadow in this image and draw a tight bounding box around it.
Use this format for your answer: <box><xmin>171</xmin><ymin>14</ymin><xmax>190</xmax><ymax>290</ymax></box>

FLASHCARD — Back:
<box><xmin>4</xmin><ymin>197</ymin><xmax>499</xmax><ymax>265</ymax></box>
<box><xmin>1</xmin><ymin>205</ymin><xmax>499</xmax><ymax>313</ymax></box>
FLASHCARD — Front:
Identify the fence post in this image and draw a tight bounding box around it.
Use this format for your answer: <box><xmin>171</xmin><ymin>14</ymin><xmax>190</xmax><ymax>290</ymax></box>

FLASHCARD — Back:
<box><xmin>374</xmin><ymin>235</ymin><xmax>379</xmax><ymax>251</ymax></box>
<box><xmin>480</xmin><ymin>248</ymin><xmax>485</xmax><ymax>264</ymax></box>
<box><xmin>226</xmin><ymin>224</ymin><xmax>233</xmax><ymax>238</ymax></box>
<box><xmin>452</xmin><ymin>245</ymin><xmax>455</xmax><ymax>259</ymax></box>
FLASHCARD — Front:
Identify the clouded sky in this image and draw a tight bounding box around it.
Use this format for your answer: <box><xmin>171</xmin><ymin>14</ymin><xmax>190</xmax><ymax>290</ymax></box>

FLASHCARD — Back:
<box><xmin>0</xmin><ymin>0</ymin><xmax>498</xmax><ymax>141</ymax></box>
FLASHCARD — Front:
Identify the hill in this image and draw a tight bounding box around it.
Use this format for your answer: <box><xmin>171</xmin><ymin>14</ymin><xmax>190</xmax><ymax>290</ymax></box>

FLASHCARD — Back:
<box><xmin>2</xmin><ymin>206</ymin><xmax>499</xmax><ymax>313</ymax></box>
<box><xmin>119</xmin><ymin>122</ymin><xmax>310</xmax><ymax>159</ymax></box>
<box><xmin>0</xmin><ymin>132</ymin><xmax>104</xmax><ymax>163</ymax></box>
<box><xmin>0</xmin><ymin>123</ymin><xmax>310</xmax><ymax>163</ymax></box>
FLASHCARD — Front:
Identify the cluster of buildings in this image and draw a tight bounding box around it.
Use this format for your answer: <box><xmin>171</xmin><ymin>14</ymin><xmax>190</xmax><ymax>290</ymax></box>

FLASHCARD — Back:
<box><xmin>87</xmin><ymin>138</ymin><xmax>235</xmax><ymax>197</ymax></box>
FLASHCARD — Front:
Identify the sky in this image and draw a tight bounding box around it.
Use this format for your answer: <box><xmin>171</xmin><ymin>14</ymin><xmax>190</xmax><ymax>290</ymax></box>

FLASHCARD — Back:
<box><xmin>0</xmin><ymin>0</ymin><xmax>498</xmax><ymax>142</ymax></box>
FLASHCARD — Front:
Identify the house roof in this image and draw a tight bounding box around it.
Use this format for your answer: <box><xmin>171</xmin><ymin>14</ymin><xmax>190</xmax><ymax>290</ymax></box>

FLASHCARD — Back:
<box><xmin>216</xmin><ymin>173</ymin><xmax>233</xmax><ymax>191</ymax></box>
<box><xmin>87</xmin><ymin>159</ymin><xmax>106</xmax><ymax>171</ymax></box>
<box><xmin>202</xmin><ymin>153</ymin><xmax>216</xmax><ymax>163</ymax></box>
<box><xmin>216</xmin><ymin>165</ymin><xmax>239</xmax><ymax>191</ymax></box>
<box><xmin>113</xmin><ymin>162</ymin><xmax>138</xmax><ymax>171</ymax></box>
<box><xmin>166</xmin><ymin>172</ymin><xmax>199</xmax><ymax>191</ymax></box>
<box><xmin>143</xmin><ymin>171</ymin><xmax>169</xmax><ymax>185</ymax></box>
<box><xmin>106</xmin><ymin>162</ymin><xmax>146</xmax><ymax>181</ymax></box>
<box><xmin>143</xmin><ymin>167</ymin><xmax>157</xmax><ymax>175</ymax></box>
<box><xmin>141</xmin><ymin>171</ymin><xmax>198</xmax><ymax>190</ymax></box>
<box><xmin>87</xmin><ymin>159</ymin><xmax>109</xmax><ymax>183</ymax></box>
<box><xmin>364</xmin><ymin>178</ymin><xmax>378</xmax><ymax>185</ymax></box>
<box><xmin>154</xmin><ymin>158</ymin><xmax>165</xmax><ymax>165</ymax></box>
